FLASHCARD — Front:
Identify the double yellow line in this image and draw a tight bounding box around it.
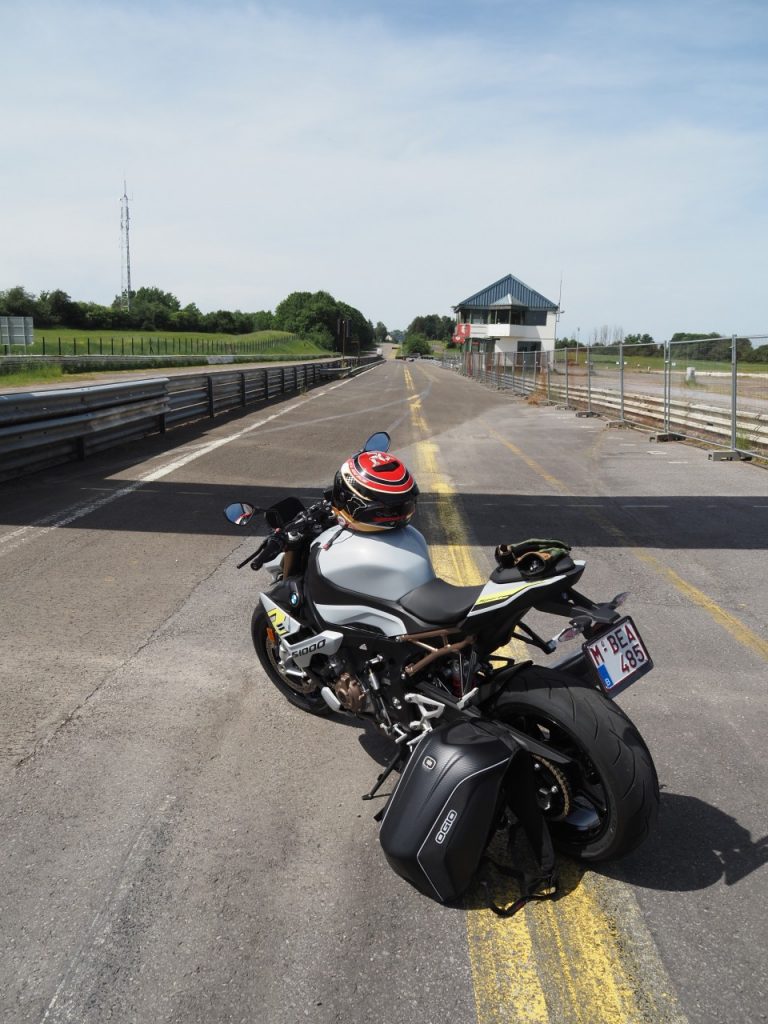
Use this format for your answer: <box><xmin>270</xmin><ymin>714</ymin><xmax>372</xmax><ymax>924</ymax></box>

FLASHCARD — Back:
<box><xmin>402</xmin><ymin>366</ymin><xmax>687</xmax><ymax>1024</ymax></box>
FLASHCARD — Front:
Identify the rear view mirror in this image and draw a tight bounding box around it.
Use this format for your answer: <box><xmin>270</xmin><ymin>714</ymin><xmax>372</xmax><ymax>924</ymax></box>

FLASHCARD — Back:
<box><xmin>364</xmin><ymin>431</ymin><xmax>390</xmax><ymax>453</ymax></box>
<box><xmin>224</xmin><ymin>502</ymin><xmax>256</xmax><ymax>526</ymax></box>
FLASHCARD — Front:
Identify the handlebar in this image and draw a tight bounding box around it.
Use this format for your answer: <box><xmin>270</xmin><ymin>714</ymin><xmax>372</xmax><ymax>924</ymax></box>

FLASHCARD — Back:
<box><xmin>237</xmin><ymin>499</ymin><xmax>336</xmax><ymax>570</ymax></box>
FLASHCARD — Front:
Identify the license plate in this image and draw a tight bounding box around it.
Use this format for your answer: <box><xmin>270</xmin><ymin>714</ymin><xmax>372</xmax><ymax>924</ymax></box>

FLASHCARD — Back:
<box><xmin>582</xmin><ymin>616</ymin><xmax>653</xmax><ymax>696</ymax></box>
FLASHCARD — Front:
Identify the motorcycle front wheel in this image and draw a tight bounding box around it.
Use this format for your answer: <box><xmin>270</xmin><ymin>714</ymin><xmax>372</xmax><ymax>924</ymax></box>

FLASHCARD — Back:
<box><xmin>491</xmin><ymin>665</ymin><xmax>659</xmax><ymax>861</ymax></box>
<box><xmin>251</xmin><ymin>606</ymin><xmax>330</xmax><ymax>716</ymax></box>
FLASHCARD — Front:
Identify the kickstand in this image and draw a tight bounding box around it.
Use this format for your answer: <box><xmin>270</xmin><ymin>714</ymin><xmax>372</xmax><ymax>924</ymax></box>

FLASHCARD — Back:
<box><xmin>362</xmin><ymin>747</ymin><xmax>407</xmax><ymax>801</ymax></box>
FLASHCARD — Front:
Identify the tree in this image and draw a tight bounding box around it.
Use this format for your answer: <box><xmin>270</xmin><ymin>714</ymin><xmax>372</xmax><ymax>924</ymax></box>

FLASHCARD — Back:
<box><xmin>274</xmin><ymin>290</ymin><xmax>338</xmax><ymax>347</ymax></box>
<box><xmin>126</xmin><ymin>286</ymin><xmax>181</xmax><ymax>331</ymax></box>
<box><xmin>0</xmin><ymin>286</ymin><xmax>37</xmax><ymax>317</ymax></box>
<box><xmin>374</xmin><ymin>321</ymin><xmax>388</xmax><ymax>344</ymax></box>
<box><xmin>623</xmin><ymin>333</ymin><xmax>658</xmax><ymax>356</ymax></box>
<box><xmin>668</xmin><ymin>332</ymin><xmax>750</xmax><ymax>361</ymax></box>
<box><xmin>406</xmin><ymin>313</ymin><xmax>454</xmax><ymax>341</ymax></box>
<box><xmin>274</xmin><ymin>290</ymin><xmax>374</xmax><ymax>352</ymax></box>
<box><xmin>35</xmin><ymin>289</ymin><xmax>79</xmax><ymax>327</ymax></box>
<box><xmin>337</xmin><ymin>301</ymin><xmax>374</xmax><ymax>352</ymax></box>
<box><xmin>402</xmin><ymin>332</ymin><xmax>433</xmax><ymax>356</ymax></box>
<box><xmin>252</xmin><ymin>310</ymin><xmax>275</xmax><ymax>331</ymax></box>
<box><xmin>0</xmin><ymin>282</ymin><xmax>383</xmax><ymax>346</ymax></box>
<box><xmin>745</xmin><ymin>343</ymin><xmax>768</xmax><ymax>363</ymax></box>
<box><xmin>170</xmin><ymin>303</ymin><xmax>204</xmax><ymax>332</ymax></box>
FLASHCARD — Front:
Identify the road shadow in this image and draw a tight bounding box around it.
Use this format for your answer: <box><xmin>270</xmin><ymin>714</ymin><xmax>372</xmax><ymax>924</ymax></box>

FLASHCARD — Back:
<box><xmin>603</xmin><ymin>790</ymin><xmax>768</xmax><ymax>891</ymax></box>
<box><xmin>1</xmin><ymin>470</ymin><xmax>766</xmax><ymax>550</ymax></box>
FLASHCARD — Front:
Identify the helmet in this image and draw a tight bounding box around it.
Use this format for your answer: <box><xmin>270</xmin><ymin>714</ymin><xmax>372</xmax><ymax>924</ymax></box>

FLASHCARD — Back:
<box><xmin>332</xmin><ymin>450</ymin><xmax>419</xmax><ymax>532</ymax></box>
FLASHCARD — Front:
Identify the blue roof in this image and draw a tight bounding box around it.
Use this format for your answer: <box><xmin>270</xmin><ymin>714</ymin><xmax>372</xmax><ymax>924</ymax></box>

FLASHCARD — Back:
<box><xmin>454</xmin><ymin>274</ymin><xmax>558</xmax><ymax>311</ymax></box>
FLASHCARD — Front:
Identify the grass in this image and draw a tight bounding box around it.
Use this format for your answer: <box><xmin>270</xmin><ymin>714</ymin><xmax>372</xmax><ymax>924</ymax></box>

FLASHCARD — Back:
<box><xmin>3</xmin><ymin>328</ymin><xmax>322</xmax><ymax>359</ymax></box>
<box><xmin>0</xmin><ymin>331</ymin><xmax>336</xmax><ymax>388</ymax></box>
<box><xmin>0</xmin><ymin>365</ymin><xmax>66</xmax><ymax>388</ymax></box>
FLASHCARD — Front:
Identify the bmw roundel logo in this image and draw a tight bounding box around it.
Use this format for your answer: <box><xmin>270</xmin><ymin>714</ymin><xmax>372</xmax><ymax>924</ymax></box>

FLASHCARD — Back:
<box><xmin>423</xmin><ymin>756</ymin><xmax>437</xmax><ymax>771</ymax></box>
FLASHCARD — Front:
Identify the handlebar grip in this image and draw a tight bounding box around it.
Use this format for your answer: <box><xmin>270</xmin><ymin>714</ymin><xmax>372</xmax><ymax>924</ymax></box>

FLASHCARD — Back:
<box><xmin>251</xmin><ymin>534</ymin><xmax>284</xmax><ymax>569</ymax></box>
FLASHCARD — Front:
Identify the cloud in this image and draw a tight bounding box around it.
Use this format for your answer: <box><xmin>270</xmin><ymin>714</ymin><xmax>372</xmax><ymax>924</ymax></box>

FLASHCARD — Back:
<box><xmin>1</xmin><ymin>0</ymin><xmax>766</xmax><ymax>337</ymax></box>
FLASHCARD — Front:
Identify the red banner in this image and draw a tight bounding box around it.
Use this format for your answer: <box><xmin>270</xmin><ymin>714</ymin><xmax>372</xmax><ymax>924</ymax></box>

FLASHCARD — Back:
<box><xmin>452</xmin><ymin>322</ymin><xmax>471</xmax><ymax>345</ymax></box>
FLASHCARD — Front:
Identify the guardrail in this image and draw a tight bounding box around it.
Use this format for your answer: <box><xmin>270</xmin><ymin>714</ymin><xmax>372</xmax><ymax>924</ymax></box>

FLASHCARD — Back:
<box><xmin>0</xmin><ymin>358</ymin><xmax>381</xmax><ymax>481</ymax></box>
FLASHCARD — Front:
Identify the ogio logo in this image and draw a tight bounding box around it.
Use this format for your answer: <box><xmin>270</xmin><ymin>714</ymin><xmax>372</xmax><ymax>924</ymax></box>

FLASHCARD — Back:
<box><xmin>435</xmin><ymin>809</ymin><xmax>457</xmax><ymax>845</ymax></box>
<box><xmin>422</xmin><ymin>756</ymin><xmax>436</xmax><ymax>771</ymax></box>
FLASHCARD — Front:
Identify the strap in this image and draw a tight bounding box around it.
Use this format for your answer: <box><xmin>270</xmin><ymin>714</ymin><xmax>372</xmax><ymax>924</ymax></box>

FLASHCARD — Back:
<box><xmin>508</xmin><ymin>755</ymin><xmax>557</xmax><ymax>881</ymax></box>
<box><xmin>479</xmin><ymin>754</ymin><xmax>559</xmax><ymax>918</ymax></box>
<box><xmin>480</xmin><ymin>868</ymin><xmax>558</xmax><ymax>918</ymax></box>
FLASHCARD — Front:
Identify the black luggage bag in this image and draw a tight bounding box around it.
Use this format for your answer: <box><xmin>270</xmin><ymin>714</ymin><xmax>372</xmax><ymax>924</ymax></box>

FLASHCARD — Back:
<box><xmin>378</xmin><ymin>720</ymin><xmax>521</xmax><ymax>903</ymax></box>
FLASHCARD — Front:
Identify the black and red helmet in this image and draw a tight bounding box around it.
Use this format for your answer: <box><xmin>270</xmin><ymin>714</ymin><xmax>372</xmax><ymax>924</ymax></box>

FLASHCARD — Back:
<box><xmin>332</xmin><ymin>450</ymin><xmax>419</xmax><ymax>531</ymax></box>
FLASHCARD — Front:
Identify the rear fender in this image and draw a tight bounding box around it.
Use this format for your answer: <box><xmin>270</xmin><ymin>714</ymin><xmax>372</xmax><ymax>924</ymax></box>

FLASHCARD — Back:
<box><xmin>548</xmin><ymin>649</ymin><xmax>596</xmax><ymax>686</ymax></box>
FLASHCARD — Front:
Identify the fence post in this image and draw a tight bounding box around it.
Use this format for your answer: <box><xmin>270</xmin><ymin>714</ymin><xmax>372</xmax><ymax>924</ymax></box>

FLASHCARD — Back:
<box><xmin>565</xmin><ymin>349</ymin><xmax>570</xmax><ymax>408</ymax></box>
<box><xmin>619</xmin><ymin>339</ymin><xmax>625</xmax><ymax>423</ymax></box>
<box><xmin>207</xmin><ymin>375</ymin><xmax>215</xmax><ymax>417</ymax></box>
<box><xmin>664</xmin><ymin>341</ymin><xmax>671</xmax><ymax>434</ymax></box>
<box><xmin>241</xmin><ymin>372</ymin><xmax>246</xmax><ymax>407</ymax></box>
<box><xmin>730</xmin><ymin>333</ymin><xmax>738</xmax><ymax>452</ymax></box>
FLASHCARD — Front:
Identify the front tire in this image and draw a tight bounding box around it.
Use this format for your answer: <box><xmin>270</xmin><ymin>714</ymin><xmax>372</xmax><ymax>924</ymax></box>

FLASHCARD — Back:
<box><xmin>491</xmin><ymin>665</ymin><xmax>659</xmax><ymax>861</ymax></box>
<box><xmin>251</xmin><ymin>606</ymin><xmax>330</xmax><ymax>716</ymax></box>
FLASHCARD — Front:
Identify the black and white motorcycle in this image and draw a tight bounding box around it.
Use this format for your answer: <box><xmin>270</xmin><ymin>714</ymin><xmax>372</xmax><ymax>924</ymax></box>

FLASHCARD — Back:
<box><xmin>225</xmin><ymin>432</ymin><xmax>659</xmax><ymax>899</ymax></box>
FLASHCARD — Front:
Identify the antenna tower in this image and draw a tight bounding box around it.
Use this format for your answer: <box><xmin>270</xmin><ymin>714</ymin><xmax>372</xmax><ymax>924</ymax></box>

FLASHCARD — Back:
<box><xmin>120</xmin><ymin>181</ymin><xmax>132</xmax><ymax>311</ymax></box>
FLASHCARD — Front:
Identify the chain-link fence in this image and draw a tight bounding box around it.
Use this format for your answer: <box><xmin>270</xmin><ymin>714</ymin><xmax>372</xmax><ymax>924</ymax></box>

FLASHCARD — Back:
<box><xmin>445</xmin><ymin>335</ymin><xmax>768</xmax><ymax>462</ymax></box>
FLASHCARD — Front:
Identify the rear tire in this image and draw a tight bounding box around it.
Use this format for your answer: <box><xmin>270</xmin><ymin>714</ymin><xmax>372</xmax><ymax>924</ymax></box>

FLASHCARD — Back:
<box><xmin>491</xmin><ymin>665</ymin><xmax>659</xmax><ymax>861</ymax></box>
<box><xmin>251</xmin><ymin>606</ymin><xmax>330</xmax><ymax>716</ymax></box>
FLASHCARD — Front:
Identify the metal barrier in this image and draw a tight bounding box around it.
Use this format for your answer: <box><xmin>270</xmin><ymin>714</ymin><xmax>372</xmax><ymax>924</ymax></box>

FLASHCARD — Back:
<box><xmin>447</xmin><ymin>338</ymin><xmax>768</xmax><ymax>463</ymax></box>
<box><xmin>0</xmin><ymin>359</ymin><xmax>380</xmax><ymax>481</ymax></box>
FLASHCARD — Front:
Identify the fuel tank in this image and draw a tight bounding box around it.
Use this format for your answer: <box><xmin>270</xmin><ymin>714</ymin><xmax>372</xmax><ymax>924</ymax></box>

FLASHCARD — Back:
<box><xmin>312</xmin><ymin>525</ymin><xmax>435</xmax><ymax>601</ymax></box>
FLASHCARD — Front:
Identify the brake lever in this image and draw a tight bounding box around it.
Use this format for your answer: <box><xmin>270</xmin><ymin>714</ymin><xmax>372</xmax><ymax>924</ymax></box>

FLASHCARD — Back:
<box><xmin>237</xmin><ymin>539</ymin><xmax>267</xmax><ymax>570</ymax></box>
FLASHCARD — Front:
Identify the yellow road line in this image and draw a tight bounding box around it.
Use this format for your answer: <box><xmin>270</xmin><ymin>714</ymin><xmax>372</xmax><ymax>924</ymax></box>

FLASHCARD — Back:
<box><xmin>402</xmin><ymin>379</ymin><xmax>687</xmax><ymax>1024</ymax></box>
<box><xmin>405</xmin><ymin>384</ymin><xmax>546</xmax><ymax>1020</ymax></box>
<box><xmin>487</xmin><ymin>427</ymin><xmax>768</xmax><ymax>664</ymax></box>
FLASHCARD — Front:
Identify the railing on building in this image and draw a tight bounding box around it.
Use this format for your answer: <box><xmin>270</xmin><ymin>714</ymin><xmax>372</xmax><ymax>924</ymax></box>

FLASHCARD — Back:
<box><xmin>444</xmin><ymin>336</ymin><xmax>768</xmax><ymax>463</ymax></box>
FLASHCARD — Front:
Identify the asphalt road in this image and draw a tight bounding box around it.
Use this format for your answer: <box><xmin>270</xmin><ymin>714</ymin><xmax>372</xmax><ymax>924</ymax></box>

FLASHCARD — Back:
<box><xmin>1</xmin><ymin>361</ymin><xmax>766</xmax><ymax>1024</ymax></box>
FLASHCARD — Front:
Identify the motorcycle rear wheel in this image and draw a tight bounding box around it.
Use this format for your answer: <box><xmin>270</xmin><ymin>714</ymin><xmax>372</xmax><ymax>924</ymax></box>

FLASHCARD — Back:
<box><xmin>251</xmin><ymin>607</ymin><xmax>330</xmax><ymax>716</ymax></box>
<box><xmin>492</xmin><ymin>665</ymin><xmax>659</xmax><ymax>861</ymax></box>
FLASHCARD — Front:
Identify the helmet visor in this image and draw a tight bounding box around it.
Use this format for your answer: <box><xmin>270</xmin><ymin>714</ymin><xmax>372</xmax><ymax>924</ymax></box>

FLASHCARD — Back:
<box><xmin>353</xmin><ymin>497</ymin><xmax>416</xmax><ymax>526</ymax></box>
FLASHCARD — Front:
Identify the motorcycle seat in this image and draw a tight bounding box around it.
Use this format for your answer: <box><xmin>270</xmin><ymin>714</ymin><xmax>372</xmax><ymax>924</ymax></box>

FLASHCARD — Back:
<box><xmin>399</xmin><ymin>578</ymin><xmax>484</xmax><ymax>626</ymax></box>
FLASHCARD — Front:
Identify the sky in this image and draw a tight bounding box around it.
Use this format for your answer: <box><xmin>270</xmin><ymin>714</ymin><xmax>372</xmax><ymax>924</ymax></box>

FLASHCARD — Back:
<box><xmin>1</xmin><ymin>0</ymin><xmax>767</xmax><ymax>340</ymax></box>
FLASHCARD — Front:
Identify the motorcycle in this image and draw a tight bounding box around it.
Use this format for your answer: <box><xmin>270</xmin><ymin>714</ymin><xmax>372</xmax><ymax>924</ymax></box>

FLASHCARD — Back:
<box><xmin>224</xmin><ymin>431</ymin><xmax>659</xmax><ymax>877</ymax></box>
